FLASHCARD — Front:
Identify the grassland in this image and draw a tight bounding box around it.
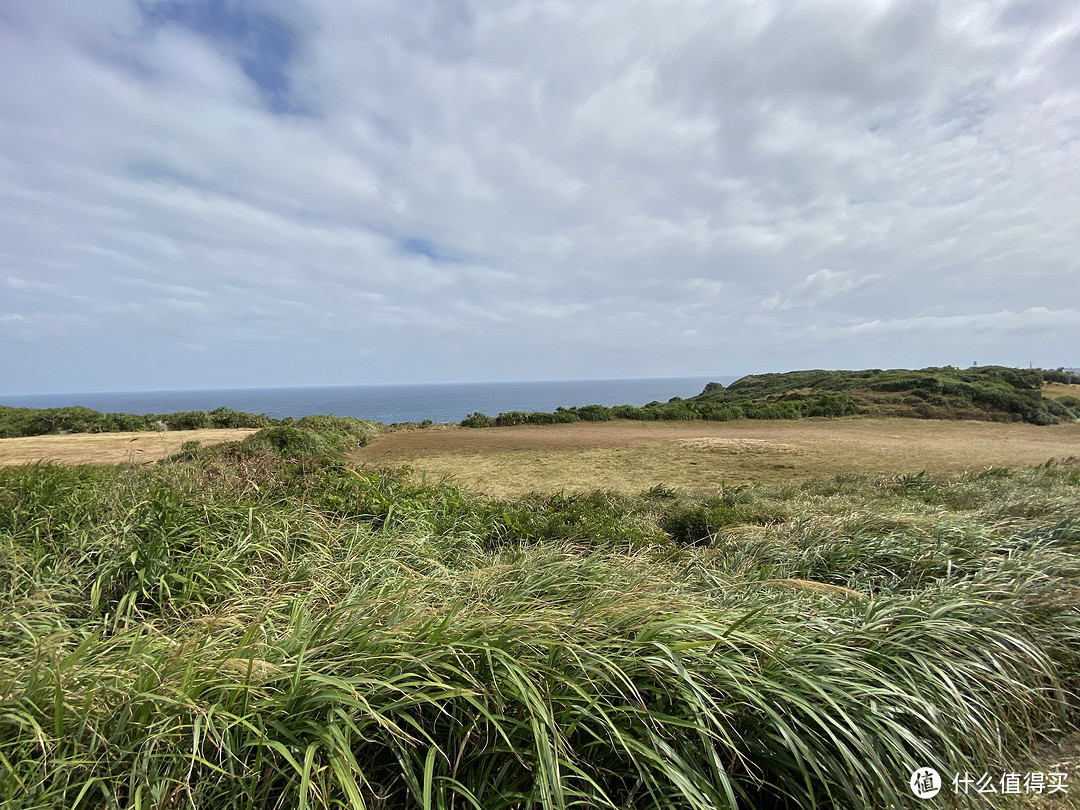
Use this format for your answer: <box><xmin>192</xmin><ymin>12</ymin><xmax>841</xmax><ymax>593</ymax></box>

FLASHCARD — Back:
<box><xmin>2</xmin><ymin>414</ymin><xmax>1080</xmax><ymax>809</ymax></box>
<box><xmin>1044</xmin><ymin>382</ymin><xmax>1080</xmax><ymax>402</ymax></box>
<box><xmin>0</xmin><ymin>428</ymin><xmax>257</xmax><ymax>467</ymax></box>
<box><xmin>352</xmin><ymin>418</ymin><xmax>1080</xmax><ymax>497</ymax></box>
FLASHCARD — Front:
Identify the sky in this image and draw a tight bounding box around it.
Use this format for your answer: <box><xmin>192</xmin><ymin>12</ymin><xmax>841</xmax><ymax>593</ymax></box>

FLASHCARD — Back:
<box><xmin>1</xmin><ymin>0</ymin><xmax>1078</xmax><ymax>394</ymax></box>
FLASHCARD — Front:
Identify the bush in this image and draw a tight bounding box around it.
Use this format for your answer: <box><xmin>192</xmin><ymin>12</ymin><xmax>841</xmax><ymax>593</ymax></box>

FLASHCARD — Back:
<box><xmin>460</xmin><ymin>412</ymin><xmax>495</xmax><ymax>428</ymax></box>
<box><xmin>23</xmin><ymin>406</ymin><xmax>104</xmax><ymax>435</ymax></box>
<box><xmin>160</xmin><ymin>411</ymin><xmax>212</xmax><ymax>430</ymax></box>
<box><xmin>1054</xmin><ymin>397</ymin><xmax>1080</xmax><ymax>419</ymax></box>
<box><xmin>240</xmin><ymin>415</ymin><xmax>379</xmax><ymax>458</ymax></box>
<box><xmin>241</xmin><ymin>425</ymin><xmax>326</xmax><ymax>458</ymax></box>
<box><xmin>495</xmin><ymin>411</ymin><xmax>529</xmax><ymax>427</ymax></box>
<box><xmin>526</xmin><ymin>411</ymin><xmax>579</xmax><ymax>425</ymax></box>
<box><xmin>1044</xmin><ymin>369</ymin><xmax>1080</xmax><ymax>384</ymax></box>
<box><xmin>0</xmin><ymin>405</ymin><xmax>275</xmax><ymax>438</ymax></box>
<box><xmin>644</xmin><ymin>402</ymin><xmax>698</xmax><ymax>421</ymax></box>
<box><xmin>800</xmin><ymin>394</ymin><xmax>860</xmax><ymax>418</ymax></box>
<box><xmin>660</xmin><ymin>505</ymin><xmax>712</xmax><ymax>544</ymax></box>
<box><xmin>575</xmin><ymin>404</ymin><xmax>614</xmax><ymax>422</ymax></box>
<box><xmin>295</xmin><ymin>415</ymin><xmax>380</xmax><ymax>450</ymax></box>
<box><xmin>745</xmin><ymin>401</ymin><xmax>802</xmax><ymax>420</ymax></box>
<box><xmin>101</xmin><ymin>412</ymin><xmax>151</xmax><ymax>432</ymax></box>
<box><xmin>170</xmin><ymin>440</ymin><xmax>204</xmax><ymax>462</ymax></box>
<box><xmin>207</xmin><ymin>407</ymin><xmax>272</xmax><ymax>428</ymax></box>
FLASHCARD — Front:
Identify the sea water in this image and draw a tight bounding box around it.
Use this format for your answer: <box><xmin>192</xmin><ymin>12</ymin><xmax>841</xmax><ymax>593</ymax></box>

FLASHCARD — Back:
<box><xmin>0</xmin><ymin>376</ymin><xmax>742</xmax><ymax>425</ymax></box>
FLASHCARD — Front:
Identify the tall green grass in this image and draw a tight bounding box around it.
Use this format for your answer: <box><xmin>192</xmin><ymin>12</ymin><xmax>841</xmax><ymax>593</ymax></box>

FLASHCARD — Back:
<box><xmin>1</xmin><ymin>442</ymin><xmax>1079</xmax><ymax>808</ymax></box>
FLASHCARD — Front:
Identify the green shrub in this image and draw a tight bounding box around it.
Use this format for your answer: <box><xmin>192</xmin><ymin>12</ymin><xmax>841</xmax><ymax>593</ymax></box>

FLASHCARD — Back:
<box><xmin>745</xmin><ymin>401</ymin><xmax>802</xmax><ymax>420</ymax></box>
<box><xmin>575</xmin><ymin>404</ymin><xmax>614</xmax><ymax>421</ymax></box>
<box><xmin>495</xmin><ymin>411</ymin><xmax>529</xmax><ymax>427</ymax></box>
<box><xmin>237</xmin><ymin>416</ymin><xmax>378</xmax><ymax>459</ymax></box>
<box><xmin>643</xmin><ymin>402</ymin><xmax>698</xmax><ymax>420</ymax></box>
<box><xmin>488</xmin><ymin>490</ymin><xmax>664</xmax><ymax>547</ymax></box>
<box><xmin>1054</xmin><ymin>397</ymin><xmax>1080</xmax><ymax>418</ymax></box>
<box><xmin>526</xmin><ymin>410</ymin><xmax>579</xmax><ymax>425</ymax></box>
<box><xmin>699</xmin><ymin>404</ymin><xmax>744</xmax><ymax>421</ymax></box>
<box><xmin>661</xmin><ymin>505</ymin><xmax>713</xmax><ymax>543</ymax></box>
<box><xmin>801</xmin><ymin>393</ymin><xmax>860</xmax><ymax>417</ymax></box>
<box><xmin>207</xmin><ymin>407</ymin><xmax>272</xmax><ymax>428</ymax></box>
<box><xmin>0</xmin><ymin>405</ymin><xmax>274</xmax><ymax>437</ymax></box>
<box><xmin>160</xmin><ymin>410</ymin><xmax>212</xmax><ymax>430</ymax></box>
<box><xmin>241</xmin><ymin>424</ymin><xmax>326</xmax><ymax>457</ymax></box>
<box><xmin>100</xmin><ymin>412</ymin><xmax>151</xmax><ymax>432</ymax></box>
<box><xmin>460</xmin><ymin>412</ymin><xmax>495</xmax><ymax>428</ymax></box>
<box><xmin>295</xmin><ymin>415</ymin><xmax>380</xmax><ymax>450</ymax></box>
<box><xmin>20</xmin><ymin>406</ymin><xmax>104</xmax><ymax>434</ymax></box>
<box><xmin>1044</xmin><ymin>369</ymin><xmax>1080</xmax><ymax>384</ymax></box>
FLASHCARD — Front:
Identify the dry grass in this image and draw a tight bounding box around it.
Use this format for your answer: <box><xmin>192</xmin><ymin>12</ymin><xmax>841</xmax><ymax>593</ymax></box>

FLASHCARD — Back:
<box><xmin>1043</xmin><ymin>382</ymin><xmax>1080</xmax><ymax>400</ymax></box>
<box><xmin>351</xmin><ymin>417</ymin><xmax>1080</xmax><ymax>496</ymax></box>
<box><xmin>0</xmin><ymin>428</ymin><xmax>258</xmax><ymax>466</ymax></box>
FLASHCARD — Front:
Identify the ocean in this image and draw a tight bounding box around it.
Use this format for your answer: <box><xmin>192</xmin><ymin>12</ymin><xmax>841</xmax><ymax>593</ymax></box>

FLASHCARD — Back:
<box><xmin>0</xmin><ymin>376</ymin><xmax>742</xmax><ymax>425</ymax></box>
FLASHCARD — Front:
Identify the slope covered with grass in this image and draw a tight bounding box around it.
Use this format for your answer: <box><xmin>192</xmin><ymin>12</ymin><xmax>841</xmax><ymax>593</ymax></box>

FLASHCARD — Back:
<box><xmin>691</xmin><ymin>365</ymin><xmax>1080</xmax><ymax>425</ymax></box>
<box><xmin>460</xmin><ymin>366</ymin><xmax>1080</xmax><ymax>428</ymax></box>
<box><xmin>1</xmin><ymin>420</ymin><xmax>1079</xmax><ymax>808</ymax></box>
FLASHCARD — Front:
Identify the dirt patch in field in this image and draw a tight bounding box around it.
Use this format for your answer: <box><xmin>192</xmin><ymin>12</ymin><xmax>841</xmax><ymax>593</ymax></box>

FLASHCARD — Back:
<box><xmin>350</xmin><ymin>417</ymin><xmax>1080</xmax><ymax>497</ymax></box>
<box><xmin>0</xmin><ymin>428</ymin><xmax>257</xmax><ymax>467</ymax></box>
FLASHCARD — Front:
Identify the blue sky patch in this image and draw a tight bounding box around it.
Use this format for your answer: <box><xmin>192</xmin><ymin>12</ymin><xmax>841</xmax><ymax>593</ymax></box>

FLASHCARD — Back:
<box><xmin>139</xmin><ymin>0</ymin><xmax>301</xmax><ymax>113</ymax></box>
<box><xmin>402</xmin><ymin>238</ymin><xmax>446</xmax><ymax>262</ymax></box>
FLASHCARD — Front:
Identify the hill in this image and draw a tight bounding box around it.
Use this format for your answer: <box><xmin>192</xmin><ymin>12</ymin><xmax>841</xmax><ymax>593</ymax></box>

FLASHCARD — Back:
<box><xmin>690</xmin><ymin>365</ymin><xmax>1080</xmax><ymax>425</ymax></box>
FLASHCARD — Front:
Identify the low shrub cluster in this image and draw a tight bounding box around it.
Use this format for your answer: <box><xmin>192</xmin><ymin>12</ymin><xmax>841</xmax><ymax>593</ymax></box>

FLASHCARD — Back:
<box><xmin>461</xmin><ymin>393</ymin><xmax>861</xmax><ymax>428</ymax></box>
<box><xmin>2</xmin><ymin>432</ymin><xmax>1079</xmax><ymax>808</ymax></box>
<box><xmin>238</xmin><ymin>415</ymin><xmax>381</xmax><ymax>458</ymax></box>
<box><xmin>0</xmin><ymin>404</ymin><xmax>274</xmax><ymax>438</ymax></box>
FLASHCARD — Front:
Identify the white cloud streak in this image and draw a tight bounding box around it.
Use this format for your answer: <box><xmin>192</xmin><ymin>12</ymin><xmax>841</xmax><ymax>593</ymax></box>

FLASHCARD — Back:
<box><xmin>0</xmin><ymin>0</ymin><xmax>1078</xmax><ymax>392</ymax></box>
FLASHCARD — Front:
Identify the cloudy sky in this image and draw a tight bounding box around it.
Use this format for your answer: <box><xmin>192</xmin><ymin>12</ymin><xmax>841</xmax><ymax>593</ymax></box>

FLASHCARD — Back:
<box><xmin>1</xmin><ymin>0</ymin><xmax>1078</xmax><ymax>394</ymax></box>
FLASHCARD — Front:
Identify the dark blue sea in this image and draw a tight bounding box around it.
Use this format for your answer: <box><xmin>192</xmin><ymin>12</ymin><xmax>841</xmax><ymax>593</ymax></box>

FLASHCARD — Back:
<box><xmin>0</xmin><ymin>376</ymin><xmax>741</xmax><ymax>425</ymax></box>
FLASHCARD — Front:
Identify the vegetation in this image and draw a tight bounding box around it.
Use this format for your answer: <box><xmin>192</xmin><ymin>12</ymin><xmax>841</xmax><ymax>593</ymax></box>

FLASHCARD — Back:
<box><xmin>0</xmin><ymin>405</ymin><xmax>274</xmax><ymax>439</ymax></box>
<box><xmin>459</xmin><ymin>394</ymin><xmax>860</xmax><ymax>429</ymax></box>
<box><xmin>694</xmin><ymin>365</ymin><xmax>1080</xmax><ymax>426</ymax></box>
<box><xmin>2</xmin><ymin>416</ymin><xmax>1079</xmax><ymax>808</ymax></box>
<box><xmin>459</xmin><ymin>366</ymin><xmax>1080</xmax><ymax>428</ymax></box>
<box><xmin>241</xmin><ymin>415</ymin><xmax>382</xmax><ymax>457</ymax></box>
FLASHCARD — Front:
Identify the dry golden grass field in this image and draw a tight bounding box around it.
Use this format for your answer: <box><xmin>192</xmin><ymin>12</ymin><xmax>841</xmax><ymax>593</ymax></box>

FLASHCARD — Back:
<box><xmin>351</xmin><ymin>417</ymin><xmax>1080</xmax><ymax>497</ymax></box>
<box><xmin>1043</xmin><ymin>381</ymin><xmax>1080</xmax><ymax>400</ymax></box>
<box><xmin>0</xmin><ymin>428</ymin><xmax>257</xmax><ymax>467</ymax></box>
<box><xmin>5</xmin><ymin>417</ymin><xmax>1080</xmax><ymax>499</ymax></box>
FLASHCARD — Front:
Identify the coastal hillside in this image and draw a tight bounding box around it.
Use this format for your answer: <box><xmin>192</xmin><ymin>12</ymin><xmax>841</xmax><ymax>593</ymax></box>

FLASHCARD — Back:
<box><xmin>461</xmin><ymin>366</ymin><xmax>1080</xmax><ymax>427</ymax></box>
<box><xmin>690</xmin><ymin>365</ymin><xmax>1080</xmax><ymax>425</ymax></box>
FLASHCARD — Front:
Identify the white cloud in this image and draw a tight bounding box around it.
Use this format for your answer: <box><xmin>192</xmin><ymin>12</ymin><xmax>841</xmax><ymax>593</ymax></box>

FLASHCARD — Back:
<box><xmin>1</xmin><ymin>0</ymin><xmax>1078</xmax><ymax>392</ymax></box>
<box><xmin>762</xmin><ymin>268</ymin><xmax>882</xmax><ymax>310</ymax></box>
<box><xmin>843</xmin><ymin>307</ymin><xmax>1080</xmax><ymax>335</ymax></box>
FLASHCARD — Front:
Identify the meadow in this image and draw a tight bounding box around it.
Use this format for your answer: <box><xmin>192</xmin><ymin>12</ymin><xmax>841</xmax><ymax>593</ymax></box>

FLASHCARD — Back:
<box><xmin>1</xmin><ymin>413</ymin><xmax>1079</xmax><ymax>809</ymax></box>
<box><xmin>351</xmin><ymin>417</ymin><xmax>1080</xmax><ymax>497</ymax></box>
<box><xmin>0</xmin><ymin>428</ymin><xmax>257</xmax><ymax>467</ymax></box>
